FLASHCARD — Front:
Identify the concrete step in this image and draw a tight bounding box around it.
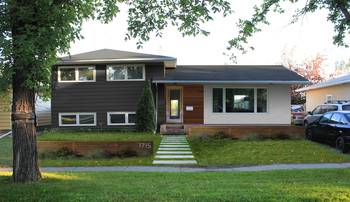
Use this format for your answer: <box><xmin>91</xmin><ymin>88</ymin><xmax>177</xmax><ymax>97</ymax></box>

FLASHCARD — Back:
<box><xmin>158</xmin><ymin>148</ymin><xmax>191</xmax><ymax>151</ymax></box>
<box><xmin>157</xmin><ymin>151</ymin><xmax>193</xmax><ymax>154</ymax></box>
<box><xmin>159</xmin><ymin>145</ymin><xmax>190</xmax><ymax>148</ymax></box>
<box><xmin>152</xmin><ymin>160</ymin><xmax>197</xmax><ymax>165</ymax></box>
<box><xmin>155</xmin><ymin>155</ymin><xmax>194</xmax><ymax>159</ymax></box>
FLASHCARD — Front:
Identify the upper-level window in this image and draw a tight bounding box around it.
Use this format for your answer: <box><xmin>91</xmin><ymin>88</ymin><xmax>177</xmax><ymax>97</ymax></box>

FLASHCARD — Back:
<box><xmin>58</xmin><ymin>66</ymin><xmax>96</xmax><ymax>82</ymax></box>
<box><xmin>107</xmin><ymin>64</ymin><xmax>145</xmax><ymax>81</ymax></box>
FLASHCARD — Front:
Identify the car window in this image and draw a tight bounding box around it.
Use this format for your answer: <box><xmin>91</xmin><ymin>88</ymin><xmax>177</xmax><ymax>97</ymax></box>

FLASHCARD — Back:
<box><xmin>340</xmin><ymin>116</ymin><xmax>349</xmax><ymax>125</ymax></box>
<box><xmin>345</xmin><ymin>113</ymin><xmax>350</xmax><ymax>122</ymax></box>
<box><xmin>330</xmin><ymin>113</ymin><xmax>342</xmax><ymax>124</ymax></box>
<box><xmin>342</xmin><ymin>105</ymin><xmax>350</xmax><ymax>110</ymax></box>
<box><xmin>321</xmin><ymin>105</ymin><xmax>338</xmax><ymax>113</ymax></box>
<box><xmin>319</xmin><ymin>113</ymin><xmax>333</xmax><ymax>124</ymax></box>
<box><xmin>312</xmin><ymin>106</ymin><xmax>322</xmax><ymax>114</ymax></box>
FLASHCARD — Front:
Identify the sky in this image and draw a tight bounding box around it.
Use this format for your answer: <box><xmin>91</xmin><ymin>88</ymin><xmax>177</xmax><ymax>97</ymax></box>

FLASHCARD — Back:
<box><xmin>67</xmin><ymin>1</ymin><xmax>349</xmax><ymax>75</ymax></box>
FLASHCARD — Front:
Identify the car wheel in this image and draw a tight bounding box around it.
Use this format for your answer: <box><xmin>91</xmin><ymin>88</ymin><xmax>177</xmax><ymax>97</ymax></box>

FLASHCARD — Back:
<box><xmin>336</xmin><ymin>137</ymin><xmax>349</xmax><ymax>153</ymax></box>
<box><xmin>305</xmin><ymin>128</ymin><xmax>313</xmax><ymax>140</ymax></box>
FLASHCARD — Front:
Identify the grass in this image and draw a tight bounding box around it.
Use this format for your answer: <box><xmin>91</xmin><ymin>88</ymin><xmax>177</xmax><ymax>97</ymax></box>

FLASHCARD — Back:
<box><xmin>189</xmin><ymin>138</ymin><xmax>350</xmax><ymax>166</ymax></box>
<box><xmin>0</xmin><ymin>131</ymin><xmax>161</xmax><ymax>167</ymax></box>
<box><xmin>1</xmin><ymin>169</ymin><xmax>350</xmax><ymax>201</ymax></box>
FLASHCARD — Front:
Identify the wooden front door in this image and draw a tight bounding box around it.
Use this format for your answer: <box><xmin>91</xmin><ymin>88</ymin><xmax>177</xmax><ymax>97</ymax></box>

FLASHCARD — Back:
<box><xmin>166</xmin><ymin>86</ymin><xmax>183</xmax><ymax>123</ymax></box>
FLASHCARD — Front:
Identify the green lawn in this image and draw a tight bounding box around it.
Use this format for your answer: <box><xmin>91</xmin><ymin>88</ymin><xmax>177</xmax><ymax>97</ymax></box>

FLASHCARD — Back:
<box><xmin>0</xmin><ymin>131</ymin><xmax>161</xmax><ymax>167</ymax></box>
<box><xmin>189</xmin><ymin>138</ymin><xmax>350</xmax><ymax>166</ymax></box>
<box><xmin>1</xmin><ymin>169</ymin><xmax>350</xmax><ymax>201</ymax></box>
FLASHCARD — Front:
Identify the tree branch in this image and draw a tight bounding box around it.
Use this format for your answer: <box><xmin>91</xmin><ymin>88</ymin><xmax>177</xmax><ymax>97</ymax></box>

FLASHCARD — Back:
<box><xmin>337</xmin><ymin>2</ymin><xmax>350</xmax><ymax>21</ymax></box>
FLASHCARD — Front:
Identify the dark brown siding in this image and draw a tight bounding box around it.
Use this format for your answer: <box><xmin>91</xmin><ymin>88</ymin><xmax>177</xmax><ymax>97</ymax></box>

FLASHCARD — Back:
<box><xmin>183</xmin><ymin>85</ymin><xmax>204</xmax><ymax>124</ymax></box>
<box><xmin>52</xmin><ymin>62</ymin><xmax>164</xmax><ymax>128</ymax></box>
<box><xmin>156</xmin><ymin>84</ymin><xmax>166</xmax><ymax>125</ymax></box>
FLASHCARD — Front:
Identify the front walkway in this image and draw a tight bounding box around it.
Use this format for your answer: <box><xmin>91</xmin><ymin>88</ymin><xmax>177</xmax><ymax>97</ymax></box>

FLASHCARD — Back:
<box><xmin>152</xmin><ymin>135</ymin><xmax>197</xmax><ymax>165</ymax></box>
<box><xmin>1</xmin><ymin>163</ymin><xmax>350</xmax><ymax>173</ymax></box>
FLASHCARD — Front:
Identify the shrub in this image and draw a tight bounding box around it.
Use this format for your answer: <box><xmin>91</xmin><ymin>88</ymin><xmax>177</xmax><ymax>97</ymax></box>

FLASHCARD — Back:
<box><xmin>212</xmin><ymin>131</ymin><xmax>233</xmax><ymax>140</ymax></box>
<box><xmin>39</xmin><ymin>147</ymin><xmax>78</xmax><ymax>159</ymax></box>
<box><xmin>135</xmin><ymin>80</ymin><xmax>156</xmax><ymax>133</ymax></box>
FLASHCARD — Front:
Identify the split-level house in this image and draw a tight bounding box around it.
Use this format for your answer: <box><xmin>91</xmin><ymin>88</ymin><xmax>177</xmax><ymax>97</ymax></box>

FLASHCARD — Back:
<box><xmin>52</xmin><ymin>49</ymin><xmax>309</xmax><ymax>132</ymax></box>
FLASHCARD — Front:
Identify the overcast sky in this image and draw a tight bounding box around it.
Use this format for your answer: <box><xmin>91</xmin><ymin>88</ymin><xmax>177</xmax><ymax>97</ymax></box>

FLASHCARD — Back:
<box><xmin>67</xmin><ymin>1</ymin><xmax>349</xmax><ymax>74</ymax></box>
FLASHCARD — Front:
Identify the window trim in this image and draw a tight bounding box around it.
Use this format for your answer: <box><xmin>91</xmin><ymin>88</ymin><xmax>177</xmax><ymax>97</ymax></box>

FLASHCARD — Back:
<box><xmin>58</xmin><ymin>66</ymin><xmax>96</xmax><ymax>83</ymax></box>
<box><xmin>59</xmin><ymin>112</ymin><xmax>97</xmax><ymax>126</ymax></box>
<box><xmin>212</xmin><ymin>87</ymin><xmax>268</xmax><ymax>114</ymax></box>
<box><xmin>106</xmin><ymin>64</ymin><xmax>145</xmax><ymax>81</ymax></box>
<box><xmin>107</xmin><ymin>112</ymin><xmax>136</xmax><ymax>126</ymax></box>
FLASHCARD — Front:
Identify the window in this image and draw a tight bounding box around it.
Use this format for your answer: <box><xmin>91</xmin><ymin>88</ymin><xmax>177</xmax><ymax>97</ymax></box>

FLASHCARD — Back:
<box><xmin>107</xmin><ymin>64</ymin><xmax>145</xmax><ymax>81</ymax></box>
<box><xmin>342</xmin><ymin>105</ymin><xmax>350</xmax><ymax>110</ymax></box>
<box><xmin>321</xmin><ymin>105</ymin><xmax>338</xmax><ymax>114</ymax></box>
<box><xmin>213</xmin><ymin>88</ymin><xmax>223</xmax><ymax>112</ymax></box>
<box><xmin>330</xmin><ymin>113</ymin><xmax>342</xmax><ymax>124</ymax></box>
<box><xmin>312</xmin><ymin>106</ymin><xmax>322</xmax><ymax>114</ymax></box>
<box><xmin>319</xmin><ymin>113</ymin><xmax>333</xmax><ymax>124</ymax></box>
<box><xmin>58</xmin><ymin>66</ymin><xmax>95</xmax><ymax>82</ymax></box>
<box><xmin>326</xmin><ymin>95</ymin><xmax>333</xmax><ymax>103</ymax></box>
<box><xmin>107</xmin><ymin>112</ymin><xmax>136</xmax><ymax>125</ymax></box>
<box><xmin>212</xmin><ymin>88</ymin><xmax>268</xmax><ymax>113</ymax></box>
<box><xmin>257</xmin><ymin>89</ymin><xmax>267</xmax><ymax>113</ymax></box>
<box><xmin>59</xmin><ymin>113</ymin><xmax>96</xmax><ymax>126</ymax></box>
<box><xmin>226</xmin><ymin>88</ymin><xmax>254</xmax><ymax>113</ymax></box>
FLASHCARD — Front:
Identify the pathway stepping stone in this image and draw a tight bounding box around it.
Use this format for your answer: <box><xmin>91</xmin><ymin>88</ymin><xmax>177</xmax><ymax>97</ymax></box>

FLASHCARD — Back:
<box><xmin>153</xmin><ymin>135</ymin><xmax>197</xmax><ymax>165</ymax></box>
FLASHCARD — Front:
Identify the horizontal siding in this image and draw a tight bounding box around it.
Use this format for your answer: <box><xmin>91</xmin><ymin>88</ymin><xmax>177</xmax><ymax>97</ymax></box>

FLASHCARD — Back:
<box><xmin>52</xmin><ymin>62</ymin><xmax>165</xmax><ymax>128</ymax></box>
<box><xmin>0</xmin><ymin>100</ymin><xmax>11</xmax><ymax>130</ymax></box>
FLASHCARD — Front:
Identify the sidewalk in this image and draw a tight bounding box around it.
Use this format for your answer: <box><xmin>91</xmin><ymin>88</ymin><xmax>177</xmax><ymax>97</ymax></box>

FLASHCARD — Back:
<box><xmin>1</xmin><ymin>163</ymin><xmax>350</xmax><ymax>173</ymax></box>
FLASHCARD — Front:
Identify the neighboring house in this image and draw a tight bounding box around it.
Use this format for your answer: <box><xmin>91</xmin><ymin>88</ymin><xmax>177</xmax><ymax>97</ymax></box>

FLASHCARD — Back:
<box><xmin>52</xmin><ymin>49</ymin><xmax>309</xmax><ymax>130</ymax></box>
<box><xmin>0</xmin><ymin>96</ymin><xmax>51</xmax><ymax>131</ymax></box>
<box><xmin>296</xmin><ymin>74</ymin><xmax>350</xmax><ymax>112</ymax></box>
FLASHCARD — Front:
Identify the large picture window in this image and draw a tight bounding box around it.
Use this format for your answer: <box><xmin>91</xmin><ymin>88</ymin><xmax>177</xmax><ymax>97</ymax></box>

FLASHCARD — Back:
<box><xmin>58</xmin><ymin>66</ymin><xmax>95</xmax><ymax>82</ymax></box>
<box><xmin>107</xmin><ymin>112</ymin><xmax>136</xmax><ymax>125</ymax></box>
<box><xmin>59</xmin><ymin>113</ymin><xmax>96</xmax><ymax>126</ymax></box>
<box><xmin>107</xmin><ymin>64</ymin><xmax>145</xmax><ymax>81</ymax></box>
<box><xmin>226</xmin><ymin>89</ymin><xmax>254</xmax><ymax>113</ymax></box>
<box><xmin>212</xmin><ymin>88</ymin><xmax>268</xmax><ymax>113</ymax></box>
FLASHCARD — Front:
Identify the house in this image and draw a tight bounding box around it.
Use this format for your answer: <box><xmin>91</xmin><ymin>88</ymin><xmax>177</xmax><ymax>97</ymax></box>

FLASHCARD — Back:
<box><xmin>52</xmin><ymin>49</ymin><xmax>309</xmax><ymax>132</ymax></box>
<box><xmin>296</xmin><ymin>74</ymin><xmax>350</xmax><ymax>112</ymax></box>
<box><xmin>0</xmin><ymin>96</ymin><xmax>51</xmax><ymax>131</ymax></box>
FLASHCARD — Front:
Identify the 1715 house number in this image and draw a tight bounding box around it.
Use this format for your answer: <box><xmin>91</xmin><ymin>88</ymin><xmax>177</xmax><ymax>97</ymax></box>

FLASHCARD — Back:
<box><xmin>138</xmin><ymin>143</ymin><xmax>152</xmax><ymax>149</ymax></box>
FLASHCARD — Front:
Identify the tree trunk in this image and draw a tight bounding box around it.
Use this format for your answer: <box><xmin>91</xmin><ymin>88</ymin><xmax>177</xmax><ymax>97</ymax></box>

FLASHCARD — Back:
<box><xmin>10</xmin><ymin>0</ymin><xmax>42</xmax><ymax>183</ymax></box>
<box><xmin>12</xmin><ymin>80</ymin><xmax>41</xmax><ymax>183</ymax></box>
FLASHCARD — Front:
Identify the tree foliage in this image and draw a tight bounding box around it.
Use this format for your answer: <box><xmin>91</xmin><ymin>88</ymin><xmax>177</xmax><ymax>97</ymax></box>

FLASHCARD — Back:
<box><xmin>228</xmin><ymin>0</ymin><xmax>350</xmax><ymax>61</ymax></box>
<box><xmin>0</xmin><ymin>0</ymin><xmax>231</xmax><ymax>96</ymax></box>
<box><xmin>135</xmin><ymin>80</ymin><xmax>156</xmax><ymax>132</ymax></box>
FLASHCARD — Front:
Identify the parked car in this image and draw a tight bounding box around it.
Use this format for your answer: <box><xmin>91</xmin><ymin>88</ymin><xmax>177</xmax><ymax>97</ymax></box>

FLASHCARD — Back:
<box><xmin>304</xmin><ymin>102</ymin><xmax>350</xmax><ymax>127</ymax></box>
<box><xmin>291</xmin><ymin>105</ymin><xmax>305</xmax><ymax>125</ymax></box>
<box><xmin>306</xmin><ymin>111</ymin><xmax>350</xmax><ymax>153</ymax></box>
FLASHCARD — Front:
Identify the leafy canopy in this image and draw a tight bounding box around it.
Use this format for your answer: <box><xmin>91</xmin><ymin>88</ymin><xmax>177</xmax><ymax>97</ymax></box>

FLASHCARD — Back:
<box><xmin>0</xmin><ymin>0</ymin><xmax>231</xmax><ymax>96</ymax></box>
<box><xmin>228</xmin><ymin>0</ymin><xmax>350</xmax><ymax>61</ymax></box>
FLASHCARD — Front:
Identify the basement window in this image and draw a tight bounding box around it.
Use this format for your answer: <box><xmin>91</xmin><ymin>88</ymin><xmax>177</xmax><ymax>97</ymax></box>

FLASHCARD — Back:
<box><xmin>107</xmin><ymin>112</ymin><xmax>136</xmax><ymax>125</ymax></box>
<box><xmin>59</xmin><ymin>113</ymin><xmax>96</xmax><ymax>126</ymax></box>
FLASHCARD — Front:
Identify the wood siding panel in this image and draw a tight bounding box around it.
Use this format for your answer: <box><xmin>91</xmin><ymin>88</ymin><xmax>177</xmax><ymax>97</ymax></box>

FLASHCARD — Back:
<box><xmin>52</xmin><ymin>62</ymin><xmax>164</xmax><ymax>128</ymax></box>
<box><xmin>183</xmin><ymin>85</ymin><xmax>203</xmax><ymax>124</ymax></box>
<box><xmin>0</xmin><ymin>98</ymin><xmax>11</xmax><ymax>130</ymax></box>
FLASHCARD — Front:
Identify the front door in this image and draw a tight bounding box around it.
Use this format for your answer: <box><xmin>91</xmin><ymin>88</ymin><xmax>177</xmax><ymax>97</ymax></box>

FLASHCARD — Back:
<box><xmin>166</xmin><ymin>86</ymin><xmax>183</xmax><ymax>123</ymax></box>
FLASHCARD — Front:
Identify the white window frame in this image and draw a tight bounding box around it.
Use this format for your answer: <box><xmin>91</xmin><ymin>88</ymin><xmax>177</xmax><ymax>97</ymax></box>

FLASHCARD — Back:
<box><xmin>212</xmin><ymin>87</ymin><xmax>269</xmax><ymax>114</ymax></box>
<box><xmin>58</xmin><ymin>66</ymin><xmax>96</xmax><ymax>83</ymax></box>
<box><xmin>326</xmin><ymin>95</ymin><xmax>333</xmax><ymax>103</ymax></box>
<box><xmin>59</xmin><ymin>112</ymin><xmax>97</xmax><ymax>126</ymax></box>
<box><xmin>107</xmin><ymin>112</ymin><xmax>136</xmax><ymax>126</ymax></box>
<box><xmin>106</xmin><ymin>64</ymin><xmax>145</xmax><ymax>81</ymax></box>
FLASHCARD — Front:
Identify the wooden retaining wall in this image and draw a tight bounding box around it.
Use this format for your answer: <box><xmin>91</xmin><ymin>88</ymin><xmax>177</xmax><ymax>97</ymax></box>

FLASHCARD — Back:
<box><xmin>37</xmin><ymin>141</ymin><xmax>153</xmax><ymax>156</ymax></box>
<box><xmin>187</xmin><ymin>125</ymin><xmax>305</xmax><ymax>139</ymax></box>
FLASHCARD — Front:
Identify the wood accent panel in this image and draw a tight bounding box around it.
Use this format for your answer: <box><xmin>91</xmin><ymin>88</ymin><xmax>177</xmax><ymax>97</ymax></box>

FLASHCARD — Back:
<box><xmin>188</xmin><ymin>125</ymin><xmax>304</xmax><ymax>138</ymax></box>
<box><xmin>183</xmin><ymin>85</ymin><xmax>204</xmax><ymax>124</ymax></box>
<box><xmin>37</xmin><ymin>141</ymin><xmax>153</xmax><ymax>156</ymax></box>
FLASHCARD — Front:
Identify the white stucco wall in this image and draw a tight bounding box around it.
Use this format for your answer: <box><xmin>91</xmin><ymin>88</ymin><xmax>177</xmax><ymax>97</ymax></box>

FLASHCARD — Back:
<box><xmin>204</xmin><ymin>85</ymin><xmax>291</xmax><ymax>125</ymax></box>
<box><xmin>305</xmin><ymin>83</ymin><xmax>350</xmax><ymax>112</ymax></box>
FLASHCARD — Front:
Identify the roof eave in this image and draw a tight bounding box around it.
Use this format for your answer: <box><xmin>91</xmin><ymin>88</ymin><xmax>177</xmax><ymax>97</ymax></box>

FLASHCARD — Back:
<box><xmin>153</xmin><ymin>80</ymin><xmax>311</xmax><ymax>85</ymax></box>
<box><xmin>296</xmin><ymin>81</ymin><xmax>350</xmax><ymax>92</ymax></box>
<box><xmin>56</xmin><ymin>57</ymin><xmax>177</xmax><ymax>65</ymax></box>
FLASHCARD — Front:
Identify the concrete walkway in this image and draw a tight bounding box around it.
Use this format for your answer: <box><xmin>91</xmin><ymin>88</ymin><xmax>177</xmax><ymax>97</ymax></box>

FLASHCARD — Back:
<box><xmin>1</xmin><ymin>163</ymin><xmax>350</xmax><ymax>173</ymax></box>
<box><xmin>153</xmin><ymin>135</ymin><xmax>197</xmax><ymax>165</ymax></box>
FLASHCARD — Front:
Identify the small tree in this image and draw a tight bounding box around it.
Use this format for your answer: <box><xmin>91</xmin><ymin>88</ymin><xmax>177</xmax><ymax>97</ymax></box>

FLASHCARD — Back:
<box><xmin>136</xmin><ymin>80</ymin><xmax>156</xmax><ymax>133</ymax></box>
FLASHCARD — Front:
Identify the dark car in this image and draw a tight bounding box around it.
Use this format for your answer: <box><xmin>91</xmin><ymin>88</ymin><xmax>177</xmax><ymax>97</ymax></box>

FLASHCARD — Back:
<box><xmin>306</xmin><ymin>111</ymin><xmax>350</xmax><ymax>153</ymax></box>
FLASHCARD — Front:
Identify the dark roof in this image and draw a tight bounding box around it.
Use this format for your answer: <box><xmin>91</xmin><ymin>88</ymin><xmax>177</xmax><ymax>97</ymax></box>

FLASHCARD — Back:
<box><xmin>154</xmin><ymin>65</ymin><xmax>309</xmax><ymax>84</ymax></box>
<box><xmin>57</xmin><ymin>49</ymin><xmax>176</xmax><ymax>65</ymax></box>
